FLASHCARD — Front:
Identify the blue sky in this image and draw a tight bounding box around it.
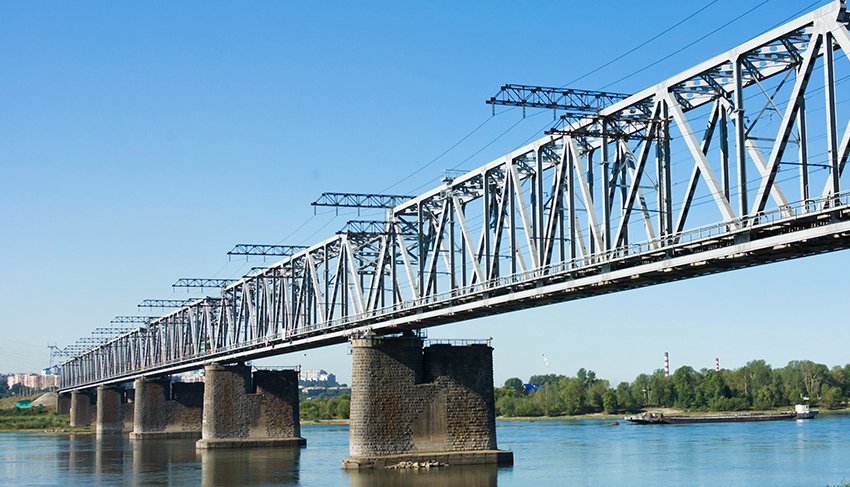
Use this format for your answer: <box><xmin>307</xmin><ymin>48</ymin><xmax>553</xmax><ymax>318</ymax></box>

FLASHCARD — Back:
<box><xmin>1</xmin><ymin>0</ymin><xmax>847</xmax><ymax>386</ymax></box>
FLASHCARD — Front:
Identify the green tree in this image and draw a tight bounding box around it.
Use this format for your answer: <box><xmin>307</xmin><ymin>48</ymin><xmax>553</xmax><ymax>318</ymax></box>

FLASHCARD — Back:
<box><xmin>559</xmin><ymin>377</ymin><xmax>586</xmax><ymax>415</ymax></box>
<box><xmin>586</xmin><ymin>380</ymin><xmax>610</xmax><ymax>411</ymax></box>
<box><xmin>673</xmin><ymin>366</ymin><xmax>699</xmax><ymax>409</ymax></box>
<box><xmin>649</xmin><ymin>371</ymin><xmax>674</xmax><ymax>407</ymax></box>
<box><xmin>616</xmin><ymin>382</ymin><xmax>640</xmax><ymax>412</ymax></box>
<box><xmin>784</xmin><ymin>360</ymin><xmax>828</xmax><ymax>400</ymax></box>
<box><xmin>529</xmin><ymin>374</ymin><xmax>566</xmax><ymax>385</ymax></box>
<box><xmin>532</xmin><ymin>381</ymin><xmax>562</xmax><ymax>416</ymax></box>
<box><xmin>631</xmin><ymin>374</ymin><xmax>651</xmax><ymax>407</ymax></box>
<box><xmin>821</xmin><ymin>383</ymin><xmax>843</xmax><ymax>409</ymax></box>
<box><xmin>753</xmin><ymin>385</ymin><xmax>777</xmax><ymax>410</ymax></box>
<box><xmin>504</xmin><ymin>377</ymin><xmax>523</xmax><ymax>392</ymax></box>
<box><xmin>602</xmin><ymin>389</ymin><xmax>618</xmax><ymax>414</ymax></box>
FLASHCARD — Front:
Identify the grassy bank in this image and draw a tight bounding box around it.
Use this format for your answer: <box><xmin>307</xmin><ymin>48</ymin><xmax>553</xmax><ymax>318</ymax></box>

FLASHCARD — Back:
<box><xmin>0</xmin><ymin>407</ymin><xmax>69</xmax><ymax>432</ymax></box>
<box><xmin>0</xmin><ymin>394</ymin><xmax>45</xmax><ymax>410</ymax></box>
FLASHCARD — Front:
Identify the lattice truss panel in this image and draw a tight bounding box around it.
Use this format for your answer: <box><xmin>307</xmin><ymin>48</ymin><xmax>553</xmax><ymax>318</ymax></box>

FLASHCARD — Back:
<box><xmin>62</xmin><ymin>2</ymin><xmax>850</xmax><ymax>388</ymax></box>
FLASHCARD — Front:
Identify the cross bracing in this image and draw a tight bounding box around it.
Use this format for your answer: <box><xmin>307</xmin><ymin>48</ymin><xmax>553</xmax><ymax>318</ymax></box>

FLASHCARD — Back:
<box><xmin>59</xmin><ymin>1</ymin><xmax>850</xmax><ymax>391</ymax></box>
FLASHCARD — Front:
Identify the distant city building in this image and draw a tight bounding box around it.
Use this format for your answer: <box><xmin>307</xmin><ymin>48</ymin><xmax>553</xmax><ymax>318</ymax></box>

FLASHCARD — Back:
<box><xmin>173</xmin><ymin>370</ymin><xmax>204</xmax><ymax>383</ymax></box>
<box><xmin>300</xmin><ymin>369</ymin><xmax>337</xmax><ymax>385</ymax></box>
<box><xmin>7</xmin><ymin>373</ymin><xmax>59</xmax><ymax>391</ymax></box>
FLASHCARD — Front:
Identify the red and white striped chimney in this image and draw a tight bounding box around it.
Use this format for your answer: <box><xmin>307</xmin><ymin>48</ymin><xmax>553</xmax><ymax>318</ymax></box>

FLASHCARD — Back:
<box><xmin>664</xmin><ymin>352</ymin><xmax>669</xmax><ymax>377</ymax></box>
<box><xmin>715</xmin><ymin>358</ymin><xmax>719</xmax><ymax>372</ymax></box>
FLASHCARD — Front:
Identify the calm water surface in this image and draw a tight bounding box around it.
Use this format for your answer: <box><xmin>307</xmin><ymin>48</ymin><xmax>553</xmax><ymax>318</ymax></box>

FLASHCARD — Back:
<box><xmin>2</xmin><ymin>413</ymin><xmax>849</xmax><ymax>486</ymax></box>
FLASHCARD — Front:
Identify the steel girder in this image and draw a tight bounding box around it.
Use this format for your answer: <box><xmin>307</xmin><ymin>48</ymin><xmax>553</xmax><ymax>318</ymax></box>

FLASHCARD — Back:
<box><xmin>60</xmin><ymin>1</ymin><xmax>850</xmax><ymax>391</ymax></box>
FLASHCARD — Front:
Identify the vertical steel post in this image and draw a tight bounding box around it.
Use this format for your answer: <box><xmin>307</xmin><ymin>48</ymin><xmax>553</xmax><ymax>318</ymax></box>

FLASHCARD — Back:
<box><xmin>720</xmin><ymin>108</ymin><xmax>730</xmax><ymax>202</ymax></box>
<box><xmin>449</xmin><ymin>197</ymin><xmax>456</xmax><ymax>290</ymax></box>
<box><xmin>824</xmin><ymin>32</ymin><xmax>840</xmax><ymax>199</ymax></box>
<box><xmin>602</xmin><ymin>131</ymin><xmax>611</xmax><ymax>251</ymax></box>
<box><xmin>734</xmin><ymin>58</ymin><xmax>749</xmax><ymax>216</ymax></box>
<box><xmin>536</xmin><ymin>146</ymin><xmax>546</xmax><ymax>262</ymax></box>
<box><xmin>483</xmin><ymin>172</ymin><xmax>491</xmax><ymax>279</ymax></box>
<box><xmin>799</xmin><ymin>98</ymin><xmax>809</xmax><ymax>209</ymax></box>
<box><xmin>619</xmin><ymin>142</ymin><xmax>628</xmax><ymax>247</ymax></box>
<box><xmin>587</xmin><ymin>150</ymin><xmax>595</xmax><ymax>255</ymax></box>
<box><xmin>509</xmin><ymin>169</ymin><xmax>517</xmax><ymax>275</ymax></box>
<box><xmin>662</xmin><ymin>101</ymin><xmax>673</xmax><ymax>237</ymax></box>
<box><xmin>567</xmin><ymin>141</ymin><xmax>577</xmax><ymax>263</ymax></box>
<box><xmin>461</xmin><ymin>203</ymin><xmax>467</xmax><ymax>287</ymax></box>
<box><xmin>417</xmin><ymin>202</ymin><xmax>425</xmax><ymax>298</ymax></box>
<box><xmin>323</xmin><ymin>244</ymin><xmax>329</xmax><ymax>321</ymax></box>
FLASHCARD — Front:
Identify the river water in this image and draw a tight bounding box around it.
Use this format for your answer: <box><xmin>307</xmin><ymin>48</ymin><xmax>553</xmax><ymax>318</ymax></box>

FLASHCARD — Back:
<box><xmin>2</xmin><ymin>413</ymin><xmax>849</xmax><ymax>486</ymax></box>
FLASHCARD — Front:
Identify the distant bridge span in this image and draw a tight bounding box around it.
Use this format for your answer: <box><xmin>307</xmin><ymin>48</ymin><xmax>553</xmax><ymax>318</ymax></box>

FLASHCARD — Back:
<box><xmin>60</xmin><ymin>1</ymin><xmax>850</xmax><ymax>392</ymax></box>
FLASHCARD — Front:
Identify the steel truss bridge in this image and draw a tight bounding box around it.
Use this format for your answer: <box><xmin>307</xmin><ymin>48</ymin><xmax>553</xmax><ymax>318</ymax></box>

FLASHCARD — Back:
<box><xmin>60</xmin><ymin>1</ymin><xmax>850</xmax><ymax>391</ymax></box>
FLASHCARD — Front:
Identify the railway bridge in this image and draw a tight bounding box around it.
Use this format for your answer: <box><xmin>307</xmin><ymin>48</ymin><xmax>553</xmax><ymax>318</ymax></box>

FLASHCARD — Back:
<box><xmin>56</xmin><ymin>1</ymin><xmax>850</xmax><ymax>468</ymax></box>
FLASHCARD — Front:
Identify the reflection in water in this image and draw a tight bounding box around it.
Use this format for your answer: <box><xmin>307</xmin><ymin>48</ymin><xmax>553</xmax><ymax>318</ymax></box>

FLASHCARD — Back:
<box><xmin>5</xmin><ymin>416</ymin><xmax>850</xmax><ymax>486</ymax></box>
<box><xmin>347</xmin><ymin>464</ymin><xmax>501</xmax><ymax>487</ymax></box>
<box><xmin>131</xmin><ymin>437</ymin><xmax>200</xmax><ymax>486</ymax></box>
<box><xmin>199</xmin><ymin>446</ymin><xmax>301</xmax><ymax>486</ymax></box>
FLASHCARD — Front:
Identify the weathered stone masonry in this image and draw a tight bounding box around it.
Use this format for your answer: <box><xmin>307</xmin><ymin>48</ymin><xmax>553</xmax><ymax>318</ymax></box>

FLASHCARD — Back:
<box><xmin>96</xmin><ymin>386</ymin><xmax>134</xmax><ymax>434</ymax></box>
<box><xmin>130</xmin><ymin>378</ymin><xmax>203</xmax><ymax>439</ymax></box>
<box><xmin>70</xmin><ymin>390</ymin><xmax>96</xmax><ymax>427</ymax></box>
<box><xmin>195</xmin><ymin>363</ymin><xmax>304</xmax><ymax>449</ymax></box>
<box><xmin>344</xmin><ymin>336</ymin><xmax>512</xmax><ymax>469</ymax></box>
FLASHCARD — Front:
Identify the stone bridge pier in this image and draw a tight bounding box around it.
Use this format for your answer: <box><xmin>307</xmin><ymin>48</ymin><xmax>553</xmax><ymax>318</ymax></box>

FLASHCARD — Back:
<box><xmin>69</xmin><ymin>390</ymin><xmax>96</xmax><ymax>427</ymax></box>
<box><xmin>96</xmin><ymin>385</ymin><xmax>134</xmax><ymax>434</ymax></box>
<box><xmin>130</xmin><ymin>378</ymin><xmax>203</xmax><ymax>440</ymax></box>
<box><xmin>342</xmin><ymin>335</ymin><xmax>513</xmax><ymax>469</ymax></box>
<box><xmin>195</xmin><ymin>363</ymin><xmax>305</xmax><ymax>449</ymax></box>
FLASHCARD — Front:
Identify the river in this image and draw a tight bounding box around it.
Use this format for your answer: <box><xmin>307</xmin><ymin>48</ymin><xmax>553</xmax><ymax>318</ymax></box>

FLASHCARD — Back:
<box><xmin>2</xmin><ymin>413</ymin><xmax>849</xmax><ymax>486</ymax></box>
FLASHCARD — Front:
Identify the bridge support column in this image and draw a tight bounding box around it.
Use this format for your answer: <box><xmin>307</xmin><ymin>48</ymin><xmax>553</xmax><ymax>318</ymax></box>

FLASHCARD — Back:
<box><xmin>130</xmin><ymin>378</ymin><xmax>203</xmax><ymax>440</ymax></box>
<box><xmin>57</xmin><ymin>393</ymin><xmax>71</xmax><ymax>415</ymax></box>
<box><xmin>69</xmin><ymin>390</ymin><xmax>96</xmax><ymax>427</ymax></box>
<box><xmin>196</xmin><ymin>363</ymin><xmax>305</xmax><ymax>449</ymax></box>
<box><xmin>342</xmin><ymin>336</ymin><xmax>513</xmax><ymax>469</ymax></box>
<box><xmin>96</xmin><ymin>386</ymin><xmax>132</xmax><ymax>434</ymax></box>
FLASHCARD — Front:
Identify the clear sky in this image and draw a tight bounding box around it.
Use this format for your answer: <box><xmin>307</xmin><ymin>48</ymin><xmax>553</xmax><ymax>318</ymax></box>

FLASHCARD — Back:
<box><xmin>2</xmin><ymin>0</ymin><xmax>847</xmax><ymax>387</ymax></box>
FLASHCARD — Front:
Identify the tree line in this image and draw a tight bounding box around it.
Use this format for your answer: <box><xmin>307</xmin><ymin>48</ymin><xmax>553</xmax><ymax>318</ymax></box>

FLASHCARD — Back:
<box><xmin>495</xmin><ymin>360</ymin><xmax>850</xmax><ymax>417</ymax></box>
<box><xmin>300</xmin><ymin>394</ymin><xmax>350</xmax><ymax>421</ymax></box>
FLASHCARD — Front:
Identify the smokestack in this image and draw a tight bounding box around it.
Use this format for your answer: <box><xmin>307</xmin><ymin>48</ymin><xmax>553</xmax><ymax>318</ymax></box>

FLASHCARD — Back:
<box><xmin>716</xmin><ymin>358</ymin><xmax>719</xmax><ymax>372</ymax></box>
<box><xmin>664</xmin><ymin>352</ymin><xmax>669</xmax><ymax>377</ymax></box>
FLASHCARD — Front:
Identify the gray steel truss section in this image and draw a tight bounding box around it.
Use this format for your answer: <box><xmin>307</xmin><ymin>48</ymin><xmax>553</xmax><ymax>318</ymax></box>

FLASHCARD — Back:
<box><xmin>227</xmin><ymin>244</ymin><xmax>309</xmax><ymax>257</ymax></box>
<box><xmin>172</xmin><ymin>278</ymin><xmax>237</xmax><ymax>289</ymax></box>
<box><xmin>59</xmin><ymin>2</ymin><xmax>850</xmax><ymax>392</ymax></box>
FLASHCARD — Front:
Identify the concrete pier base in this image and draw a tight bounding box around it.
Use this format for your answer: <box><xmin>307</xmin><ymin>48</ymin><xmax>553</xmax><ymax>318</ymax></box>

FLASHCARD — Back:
<box><xmin>96</xmin><ymin>386</ymin><xmax>133</xmax><ymax>434</ymax></box>
<box><xmin>195</xmin><ymin>364</ymin><xmax>305</xmax><ymax>449</ymax></box>
<box><xmin>70</xmin><ymin>391</ymin><xmax>96</xmax><ymax>427</ymax></box>
<box><xmin>342</xmin><ymin>336</ymin><xmax>512</xmax><ymax>469</ymax></box>
<box><xmin>130</xmin><ymin>378</ymin><xmax>202</xmax><ymax>440</ymax></box>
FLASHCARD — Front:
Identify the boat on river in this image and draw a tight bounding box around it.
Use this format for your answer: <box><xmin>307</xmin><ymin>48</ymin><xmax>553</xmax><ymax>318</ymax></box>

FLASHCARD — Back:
<box><xmin>626</xmin><ymin>405</ymin><xmax>818</xmax><ymax>425</ymax></box>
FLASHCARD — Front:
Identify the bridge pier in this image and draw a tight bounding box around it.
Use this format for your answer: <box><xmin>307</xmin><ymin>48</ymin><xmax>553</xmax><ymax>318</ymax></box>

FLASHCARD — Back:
<box><xmin>96</xmin><ymin>386</ymin><xmax>133</xmax><ymax>434</ymax></box>
<box><xmin>196</xmin><ymin>363</ymin><xmax>305</xmax><ymax>449</ymax></box>
<box><xmin>57</xmin><ymin>392</ymin><xmax>71</xmax><ymax>415</ymax></box>
<box><xmin>342</xmin><ymin>336</ymin><xmax>513</xmax><ymax>469</ymax></box>
<box><xmin>130</xmin><ymin>378</ymin><xmax>203</xmax><ymax>440</ymax></box>
<box><xmin>69</xmin><ymin>390</ymin><xmax>96</xmax><ymax>427</ymax></box>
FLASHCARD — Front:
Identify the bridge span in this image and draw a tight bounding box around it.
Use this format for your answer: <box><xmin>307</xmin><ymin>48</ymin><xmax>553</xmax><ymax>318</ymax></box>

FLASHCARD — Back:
<box><xmin>53</xmin><ymin>0</ymin><xmax>850</xmax><ymax>467</ymax></box>
<box><xmin>60</xmin><ymin>1</ymin><xmax>850</xmax><ymax>391</ymax></box>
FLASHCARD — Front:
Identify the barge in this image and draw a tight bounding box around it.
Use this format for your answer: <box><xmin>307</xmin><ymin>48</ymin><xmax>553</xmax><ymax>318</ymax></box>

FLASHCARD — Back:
<box><xmin>626</xmin><ymin>405</ymin><xmax>818</xmax><ymax>425</ymax></box>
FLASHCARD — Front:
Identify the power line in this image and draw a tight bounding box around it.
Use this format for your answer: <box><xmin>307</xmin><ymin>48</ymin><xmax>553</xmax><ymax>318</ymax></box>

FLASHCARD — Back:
<box><xmin>562</xmin><ymin>0</ymin><xmax>720</xmax><ymax>87</ymax></box>
<box><xmin>602</xmin><ymin>0</ymin><xmax>773</xmax><ymax>90</ymax></box>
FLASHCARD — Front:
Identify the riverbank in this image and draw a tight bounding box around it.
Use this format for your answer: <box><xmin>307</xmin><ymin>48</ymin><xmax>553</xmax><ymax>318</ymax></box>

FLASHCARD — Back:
<box><xmin>2</xmin><ymin>404</ymin><xmax>846</xmax><ymax>433</ymax></box>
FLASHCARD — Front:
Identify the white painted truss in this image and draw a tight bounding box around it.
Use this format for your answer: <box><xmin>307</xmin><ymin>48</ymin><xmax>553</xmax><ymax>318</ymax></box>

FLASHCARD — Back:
<box><xmin>61</xmin><ymin>1</ymin><xmax>850</xmax><ymax>390</ymax></box>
